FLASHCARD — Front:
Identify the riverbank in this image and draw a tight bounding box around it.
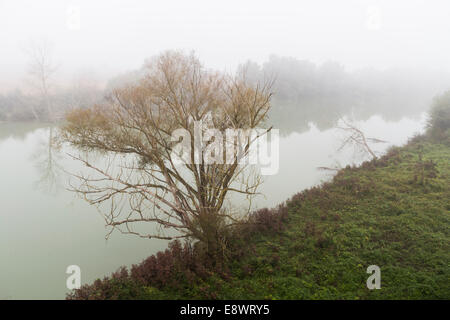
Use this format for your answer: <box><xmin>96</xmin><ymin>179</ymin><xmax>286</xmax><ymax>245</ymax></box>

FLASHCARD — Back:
<box><xmin>67</xmin><ymin>128</ymin><xmax>450</xmax><ymax>299</ymax></box>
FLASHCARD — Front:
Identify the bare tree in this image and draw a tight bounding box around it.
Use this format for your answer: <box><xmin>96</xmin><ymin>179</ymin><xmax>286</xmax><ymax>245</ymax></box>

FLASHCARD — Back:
<box><xmin>336</xmin><ymin>116</ymin><xmax>387</xmax><ymax>160</ymax></box>
<box><xmin>25</xmin><ymin>39</ymin><xmax>58</xmax><ymax>121</ymax></box>
<box><xmin>61</xmin><ymin>51</ymin><xmax>273</xmax><ymax>259</ymax></box>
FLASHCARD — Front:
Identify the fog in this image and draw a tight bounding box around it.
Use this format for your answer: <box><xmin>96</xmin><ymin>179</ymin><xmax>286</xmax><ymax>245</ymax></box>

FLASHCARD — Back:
<box><xmin>1</xmin><ymin>0</ymin><xmax>450</xmax><ymax>91</ymax></box>
<box><xmin>1</xmin><ymin>1</ymin><xmax>449</xmax><ymax>300</ymax></box>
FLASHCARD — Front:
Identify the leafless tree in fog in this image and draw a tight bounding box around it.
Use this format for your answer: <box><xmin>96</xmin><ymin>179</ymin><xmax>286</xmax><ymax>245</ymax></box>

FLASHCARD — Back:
<box><xmin>61</xmin><ymin>51</ymin><xmax>273</xmax><ymax>259</ymax></box>
<box><xmin>25</xmin><ymin>39</ymin><xmax>58</xmax><ymax>121</ymax></box>
<box><xmin>336</xmin><ymin>116</ymin><xmax>387</xmax><ymax>160</ymax></box>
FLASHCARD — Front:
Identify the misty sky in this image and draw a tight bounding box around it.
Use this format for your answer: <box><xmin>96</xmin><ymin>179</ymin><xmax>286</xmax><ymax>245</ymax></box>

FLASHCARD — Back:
<box><xmin>1</xmin><ymin>0</ymin><xmax>449</xmax><ymax>89</ymax></box>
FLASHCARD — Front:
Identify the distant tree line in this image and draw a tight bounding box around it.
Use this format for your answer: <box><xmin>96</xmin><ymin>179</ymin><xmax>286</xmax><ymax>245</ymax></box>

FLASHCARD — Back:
<box><xmin>240</xmin><ymin>56</ymin><xmax>450</xmax><ymax>134</ymax></box>
<box><xmin>1</xmin><ymin>54</ymin><xmax>449</xmax><ymax>130</ymax></box>
<box><xmin>0</xmin><ymin>85</ymin><xmax>104</xmax><ymax>122</ymax></box>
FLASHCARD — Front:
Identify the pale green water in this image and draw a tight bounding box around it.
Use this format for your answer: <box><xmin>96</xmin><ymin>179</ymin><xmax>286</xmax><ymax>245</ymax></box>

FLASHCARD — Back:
<box><xmin>0</xmin><ymin>114</ymin><xmax>426</xmax><ymax>299</ymax></box>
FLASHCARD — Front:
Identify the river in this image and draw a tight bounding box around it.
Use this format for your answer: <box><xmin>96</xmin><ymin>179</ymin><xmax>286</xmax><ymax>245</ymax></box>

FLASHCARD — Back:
<box><xmin>0</xmin><ymin>113</ymin><xmax>426</xmax><ymax>299</ymax></box>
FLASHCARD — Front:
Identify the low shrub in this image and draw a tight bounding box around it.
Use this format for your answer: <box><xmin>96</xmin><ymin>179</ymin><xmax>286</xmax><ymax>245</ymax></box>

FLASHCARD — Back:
<box><xmin>427</xmin><ymin>91</ymin><xmax>450</xmax><ymax>143</ymax></box>
<box><xmin>67</xmin><ymin>204</ymin><xmax>290</xmax><ymax>300</ymax></box>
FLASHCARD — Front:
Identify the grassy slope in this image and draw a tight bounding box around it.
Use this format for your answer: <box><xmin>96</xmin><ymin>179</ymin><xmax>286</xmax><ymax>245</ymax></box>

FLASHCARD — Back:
<box><xmin>165</xmin><ymin>138</ymin><xmax>449</xmax><ymax>299</ymax></box>
<box><xmin>70</xmin><ymin>137</ymin><xmax>449</xmax><ymax>300</ymax></box>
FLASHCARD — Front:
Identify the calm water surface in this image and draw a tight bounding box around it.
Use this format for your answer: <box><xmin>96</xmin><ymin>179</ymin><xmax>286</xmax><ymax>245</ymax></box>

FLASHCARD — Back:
<box><xmin>0</xmin><ymin>114</ymin><xmax>426</xmax><ymax>299</ymax></box>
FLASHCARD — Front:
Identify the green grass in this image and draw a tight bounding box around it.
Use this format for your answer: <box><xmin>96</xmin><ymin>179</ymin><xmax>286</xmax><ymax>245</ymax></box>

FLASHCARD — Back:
<box><xmin>157</xmin><ymin>138</ymin><xmax>450</xmax><ymax>299</ymax></box>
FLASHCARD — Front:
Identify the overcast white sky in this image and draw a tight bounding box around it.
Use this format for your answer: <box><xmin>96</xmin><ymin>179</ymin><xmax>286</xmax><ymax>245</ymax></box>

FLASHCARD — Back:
<box><xmin>1</xmin><ymin>0</ymin><xmax>449</xmax><ymax>89</ymax></box>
